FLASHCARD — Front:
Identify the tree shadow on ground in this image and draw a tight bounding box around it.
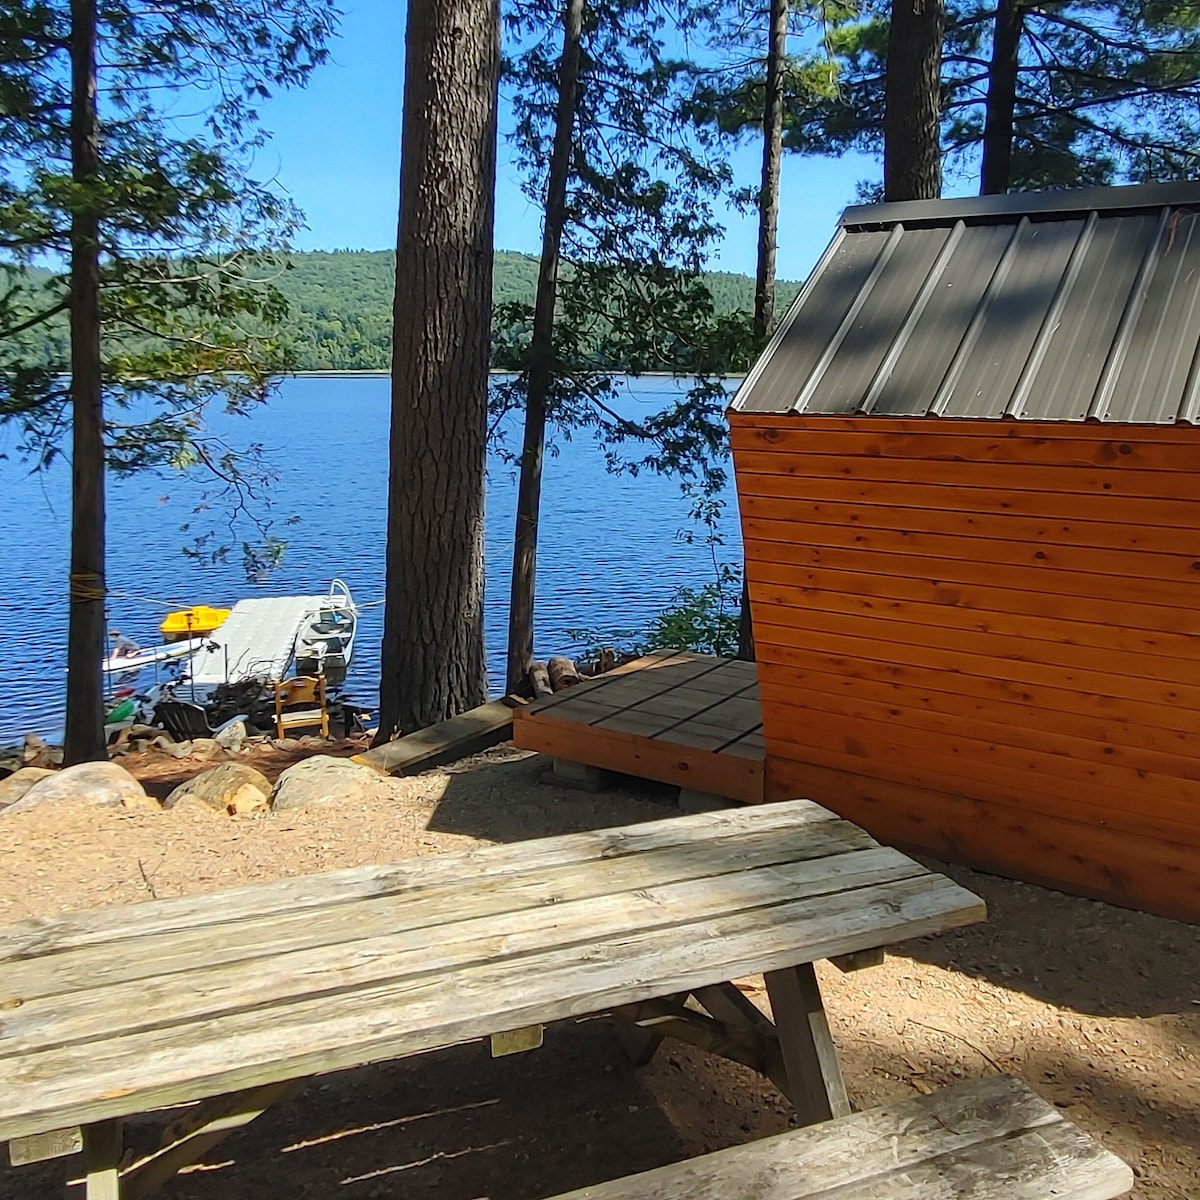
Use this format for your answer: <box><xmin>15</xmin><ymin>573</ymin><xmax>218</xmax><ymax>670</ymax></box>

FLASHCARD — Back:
<box><xmin>0</xmin><ymin>1018</ymin><xmax>790</xmax><ymax>1200</ymax></box>
<box><xmin>893</xmin><ymin>856</ymin><xmax>1200</xmax><ymax>1022</ymax></box>
<box><xmin>423</xmin><ymin>750</ymin><xmax>681</xmax><ymax>844</ymax></box>
<box><xmin>1014</xmin><ymin>1041</ymin><xmax>1200</xmax><ymax>1190</ymax></box>
<box><xmin>834</xmin><ymin>1013</ymin><xmax>1199</xmax><ymax>1196</ymax></box>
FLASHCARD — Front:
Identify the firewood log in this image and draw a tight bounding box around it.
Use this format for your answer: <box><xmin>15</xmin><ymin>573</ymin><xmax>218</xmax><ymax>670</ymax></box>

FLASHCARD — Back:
<box><xmin>529</xmin><ymin>661</ymin><xmax>553</xmax><ymax>698</ymax></box>
<box><xmin>548</xmin><ymin>656</ymin><xmax>582</xmax><ymax>690</ymax></box>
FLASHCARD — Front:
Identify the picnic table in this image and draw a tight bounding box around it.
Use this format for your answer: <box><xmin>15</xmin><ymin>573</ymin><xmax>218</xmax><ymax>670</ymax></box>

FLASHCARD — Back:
<box><xmin>0</xmin><ymin>798</ymin><xmax>986</xmax><ymax>1198</ymax></box>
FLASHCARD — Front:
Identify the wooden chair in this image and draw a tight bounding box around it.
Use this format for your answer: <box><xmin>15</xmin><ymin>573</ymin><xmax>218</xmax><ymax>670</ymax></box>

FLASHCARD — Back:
<box><xmin>273</xmin><ymin>675</ymin><xmax>329</xmax><ymax>739</ymax></box>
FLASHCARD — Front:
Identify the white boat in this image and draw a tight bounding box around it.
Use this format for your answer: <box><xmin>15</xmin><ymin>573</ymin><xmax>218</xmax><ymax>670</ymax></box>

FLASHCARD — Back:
<box><xmin>102</xmin><ymin>637</ymin><xmax>208</xmax><ymax>677</ymax></box>
<box><xmin>293</xmin><ymin>579</ymin><xmax>358</xmax><ymax>680</ymax></box>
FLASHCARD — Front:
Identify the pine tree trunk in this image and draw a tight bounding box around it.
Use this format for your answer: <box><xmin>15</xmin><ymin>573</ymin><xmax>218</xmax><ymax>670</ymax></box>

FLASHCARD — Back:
<box><xmin>63</xmin><ymin>0</ymin><xmax>107</xmax><ymax>765</ymax></box>
<box><xmin>753</xmin><ymin>0</ymin><xmax>788</xmax><ymax>344</ymax></box>
<box><xmin>739</xmin><ymin>0</ymin><xmax>789</xmax><ymax>663</ymax></box>
<box><xmin>506</xmin><ymin>0</ymin><xmax>585</xmax><ymax>694</ymax></box>
<box><xmin>376</xmin><ymin>0</ymin><xmax>499</xmax><ymax>739</ymax></box>
<box><xmin>883</xmin><ymin>0</ymin><xmax>945</xmax><ymax>201</ymax></box>
<box><xmin>980</xmin><ymin>0</ymin><xmax>1023</xmax><ymax>195</ymax></box>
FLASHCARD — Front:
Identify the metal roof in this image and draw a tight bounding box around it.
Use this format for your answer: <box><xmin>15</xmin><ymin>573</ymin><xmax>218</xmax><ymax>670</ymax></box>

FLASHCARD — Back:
<box><xmin>731</xmin><ymin>181</ymin><xmax>1200</xmax><ymax>422</ymax></box>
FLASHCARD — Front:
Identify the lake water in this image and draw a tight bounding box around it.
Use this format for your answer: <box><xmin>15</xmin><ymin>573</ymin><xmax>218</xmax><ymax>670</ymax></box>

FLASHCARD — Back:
<box><xmin>0</xmin><ymin>375</ymin><xmax>742</xmax><ymax>743</ymax></box>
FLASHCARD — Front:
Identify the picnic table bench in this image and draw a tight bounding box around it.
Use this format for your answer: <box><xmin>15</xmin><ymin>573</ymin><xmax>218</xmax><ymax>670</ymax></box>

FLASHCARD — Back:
<box><xmin>0</xmin><ymin>797</ymin><xmax>1119</xmax><ymax>1198</ymax></box>
<box><xmin>545</xmin><ymin>1075</ymin><xmax>1134</xmax><ymax>1200</ymax></box>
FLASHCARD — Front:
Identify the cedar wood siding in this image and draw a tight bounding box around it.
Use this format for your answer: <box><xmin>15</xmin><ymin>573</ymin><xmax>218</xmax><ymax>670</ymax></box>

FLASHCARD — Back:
<box><xmin>730</xmin><ymin>412</ymin><xmax>1200</xmax><ymax>923</ymax></box>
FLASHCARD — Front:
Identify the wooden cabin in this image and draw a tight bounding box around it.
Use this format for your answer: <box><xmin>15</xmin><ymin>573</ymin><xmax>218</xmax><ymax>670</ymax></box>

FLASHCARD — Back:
<box><xmin>729</xmin><ymin>182</ymin><xmax>1200</xmax><ymax>923</ymax></box>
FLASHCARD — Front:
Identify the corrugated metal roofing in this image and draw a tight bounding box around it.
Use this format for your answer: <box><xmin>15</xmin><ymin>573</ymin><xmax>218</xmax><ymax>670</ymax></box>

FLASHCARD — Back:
<box><xmin>731</xmin><ymin>181</ymin><xmax>1200</xmax><ymax>422</ymax></box>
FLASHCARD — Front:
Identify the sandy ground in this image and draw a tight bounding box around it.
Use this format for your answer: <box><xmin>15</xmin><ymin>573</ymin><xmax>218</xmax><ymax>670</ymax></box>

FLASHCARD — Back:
<box><xmin>0</xmin><ymin>744</ymin><xmax>1196</xmax><ymax>1199</ymax></box>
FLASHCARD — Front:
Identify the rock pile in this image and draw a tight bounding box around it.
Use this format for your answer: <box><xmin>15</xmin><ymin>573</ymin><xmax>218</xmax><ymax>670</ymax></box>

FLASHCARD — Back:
<box><xmin>104</xmin><ymin>722</ymin><xmax>330</xmax><ymax>764</ymax></box>
<box><xmin>1</xmin><ymin>753</ymin><xmax>390</xmax><ymax>819</ymax></box>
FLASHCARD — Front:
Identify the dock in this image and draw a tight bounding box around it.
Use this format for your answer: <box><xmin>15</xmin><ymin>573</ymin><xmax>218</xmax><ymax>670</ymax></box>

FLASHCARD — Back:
<box><xmin>512</xmin><ymin>651</ymin><xmax>765</xmax><ymax>804</ymax></box>
<box><xmin>184</xmin><ymin>596</ymin><xmax>326</xmax><ymax>690</ymax></box>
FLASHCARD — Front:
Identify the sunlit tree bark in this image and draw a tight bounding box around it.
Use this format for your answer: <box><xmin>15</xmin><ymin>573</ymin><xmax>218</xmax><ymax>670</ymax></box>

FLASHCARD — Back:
<box><xmin>377</xmin><ymin>0</ymin><xmax>500</xmax><ymax>736</ymax></box>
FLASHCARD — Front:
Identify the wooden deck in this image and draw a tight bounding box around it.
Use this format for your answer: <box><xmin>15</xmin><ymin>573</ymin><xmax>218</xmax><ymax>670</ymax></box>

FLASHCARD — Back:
<box><xmin>513</xmin><ymin>652</ymin><xmax>765</xmax><ymax>804</ymax></box>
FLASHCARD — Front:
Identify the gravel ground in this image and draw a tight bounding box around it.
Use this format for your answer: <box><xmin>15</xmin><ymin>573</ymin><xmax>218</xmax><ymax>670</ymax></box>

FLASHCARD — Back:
<box><xmin>0</xmin><ymin>744</ymin><xmax>1196</xmax><ymax>1199</ymax></box>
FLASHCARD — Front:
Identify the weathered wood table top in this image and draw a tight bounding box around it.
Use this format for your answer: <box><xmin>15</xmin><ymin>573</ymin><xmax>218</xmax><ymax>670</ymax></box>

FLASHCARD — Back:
<box><xmin>0</xmin><ymin>798</ymin><xmax>985</xmax><ymax>1154</ymax></box>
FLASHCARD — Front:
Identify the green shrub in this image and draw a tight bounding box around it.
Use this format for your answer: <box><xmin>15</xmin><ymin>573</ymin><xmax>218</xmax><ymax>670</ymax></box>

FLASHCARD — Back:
<box><xmin>568</xmin><ymin>564</ymin><xmax>742</xmax><ymax>661</ymax></box>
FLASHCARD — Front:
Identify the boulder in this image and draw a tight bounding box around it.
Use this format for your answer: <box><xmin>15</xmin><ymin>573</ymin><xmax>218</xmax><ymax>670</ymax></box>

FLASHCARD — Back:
<box><xmin>187</xmin><ymin>738</ymin><xmax>223</xmax><ymax>762</ymax></box>
<box><xmin>22</xmin><ymin>734</ymin><xmax>61</xmax><ymax>768</ymax></box>
<box><xmin>5</xmin><ymin>762</ymin><xmax>154</xmax><ymax>813</ymax></box>
<box><xmin>0</xmin><ymin>767</ymin><xmax>57</xmax><ymax>810</ymax></box>
<box><xmin>130</xmin><ymin>723</ymin><xmax>170</xmax><ymax>742</ymax></box>
<box><xmin>165</xmin><ymin>762</ymin><xmax>273</xmax><ymax>815</ymax></box>
<box><xmin>272</xmin><ymin>755</ymin><xmax>391</xmax><ymax>812</ymax></box>
<box><xmin>214</xmin><ymin>718</ymin><xmax>247</xmax><ymax>753</ymax></box>
<box><xmin>227</xmin><ymin>782</ymin><xmax>271</xmax><ymax>816</ymax></box>
<box><xmin>114</xmin><ymin>724</ymin><xmax>171</xmax><ymax>749</ymax></box>
<box><xmin>271</xmin><ymin>737</ymin><xmax>302</xmax><ymax>752</ymax></box>
<box><xmin>166</xmin><ymin>739</ymin><xmax>194</xmax><ymax>759</ymax></box>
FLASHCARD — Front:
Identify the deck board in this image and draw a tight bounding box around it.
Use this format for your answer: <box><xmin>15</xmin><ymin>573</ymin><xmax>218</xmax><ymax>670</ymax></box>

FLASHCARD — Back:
<box><xmin>513</xmin><ymin>654</ymin><xmax>766</xmax><ymax>802</ymax></box>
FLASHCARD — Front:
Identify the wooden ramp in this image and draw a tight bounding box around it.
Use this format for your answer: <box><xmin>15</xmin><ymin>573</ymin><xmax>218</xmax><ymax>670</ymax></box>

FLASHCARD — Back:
<box><xmin>513</xmin><ymin>652</ymin><xmax>764</xmax><ymax>803</ymax></box>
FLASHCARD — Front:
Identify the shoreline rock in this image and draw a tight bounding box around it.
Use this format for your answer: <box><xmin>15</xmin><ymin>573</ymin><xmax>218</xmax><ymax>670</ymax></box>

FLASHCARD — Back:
<box><xmin>165</xmin><ymin>762</ymin><xmax>273</xmax><ymax>816</ymax></box>
<box><xmin>272</xmin><ymin>755</ymin><xmax>392</xmax><ymax>812</ymax></box>
<box><xmin>0</xmin><ymin>767</ymin><xmax>58</xmax><ymax>810</ymax></box>
<box><xmin>22</xmin><ymin>733</ymin><xmax>62</xmax><ymax>769</ymax></box>
<box><xmin>187</xmin><ymin>738</ymin><xmax>224</xmax><ymax>762</ymax></box>
<box><xmin>214</xmin><ymin>718</ymin><xmax>248</xmax><ymax>753</ymax></box>
<box><xmin>5</xmin><ymin>762</ymin><xmax>154</xmax><ymax>814</ymax></box>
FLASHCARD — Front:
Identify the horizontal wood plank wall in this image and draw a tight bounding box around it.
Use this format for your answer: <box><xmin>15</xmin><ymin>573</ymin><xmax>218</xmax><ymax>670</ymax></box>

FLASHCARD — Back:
<box><xmin>730</xmin><ymin>413</ymin><xmax>1200</xmax><ymax>923</ymax></box>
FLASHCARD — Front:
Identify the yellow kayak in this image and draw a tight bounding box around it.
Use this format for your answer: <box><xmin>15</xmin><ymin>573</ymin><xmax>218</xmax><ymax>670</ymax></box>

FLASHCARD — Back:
<box><xmin>160</xmin><ymin>605</ymin><xmax>230</xmax><ymax>642</ymax></box>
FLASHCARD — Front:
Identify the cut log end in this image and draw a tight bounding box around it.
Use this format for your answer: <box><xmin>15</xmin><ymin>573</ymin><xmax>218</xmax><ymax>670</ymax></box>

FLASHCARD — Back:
<box><xmin>548</xmin><ymin>656</ymin><xmax>582</xmax><ymax>691</ymax></box>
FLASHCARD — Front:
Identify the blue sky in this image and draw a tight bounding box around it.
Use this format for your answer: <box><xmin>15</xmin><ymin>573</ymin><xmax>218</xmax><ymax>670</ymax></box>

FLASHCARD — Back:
<box><xmin>256</xmin><ymin>0</ymin><xmax>881</xmax><ymax>282</ymax></box>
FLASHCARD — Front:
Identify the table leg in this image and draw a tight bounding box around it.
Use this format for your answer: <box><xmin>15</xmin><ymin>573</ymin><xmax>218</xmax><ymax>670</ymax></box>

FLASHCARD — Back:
<box><xmin>619</xmin><ymin>988</ymin><xmax>686</xmax><ymax>1065</ymax></box>
<box><xmin>119</xmin><ymin>1079</ymin><xmax>303</xmax><ymax>1200</ymax></box>
<box><xmin>690</xmin><ymin>983</ymin><xmax>791</xmax><ymax>1099</ymax></box>
<box><xmin>764</xmin><ymin>963</ymin><xmax>851</xmax><ymax>1126</ymax></box>
<box><xmin>83</xmin><ymin>1119</ymin><xmax>122</xmax><ymax>1200</ymax></box>
<box><xmin>612</xmin><ymin>1016</ymin><xmax>666</xmax><ymax>1066</ymax></box>
<box><xmin>612</xmin><ymin>992</ymin><xmax>689</xmax><ymax>1065</ymax></box>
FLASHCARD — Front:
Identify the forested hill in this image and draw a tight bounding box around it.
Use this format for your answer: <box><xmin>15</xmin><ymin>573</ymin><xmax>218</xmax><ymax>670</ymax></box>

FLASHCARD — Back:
<box><xmin>277</xmin><ymin>249</ymin><xmax>801</xmax><ymax>371</ymax></box>
<box><xmin>4</xmin><ymin>250</ymin><xmax>802</xmax><ymax>373</ymax></box>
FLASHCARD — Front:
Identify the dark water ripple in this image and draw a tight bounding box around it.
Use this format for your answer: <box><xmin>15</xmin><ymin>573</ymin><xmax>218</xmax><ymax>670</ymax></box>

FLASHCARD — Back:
<box><xmin>0</xmin><ymin>375</ymin><xmax>742</xmax><ymax>743</ymax></box>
